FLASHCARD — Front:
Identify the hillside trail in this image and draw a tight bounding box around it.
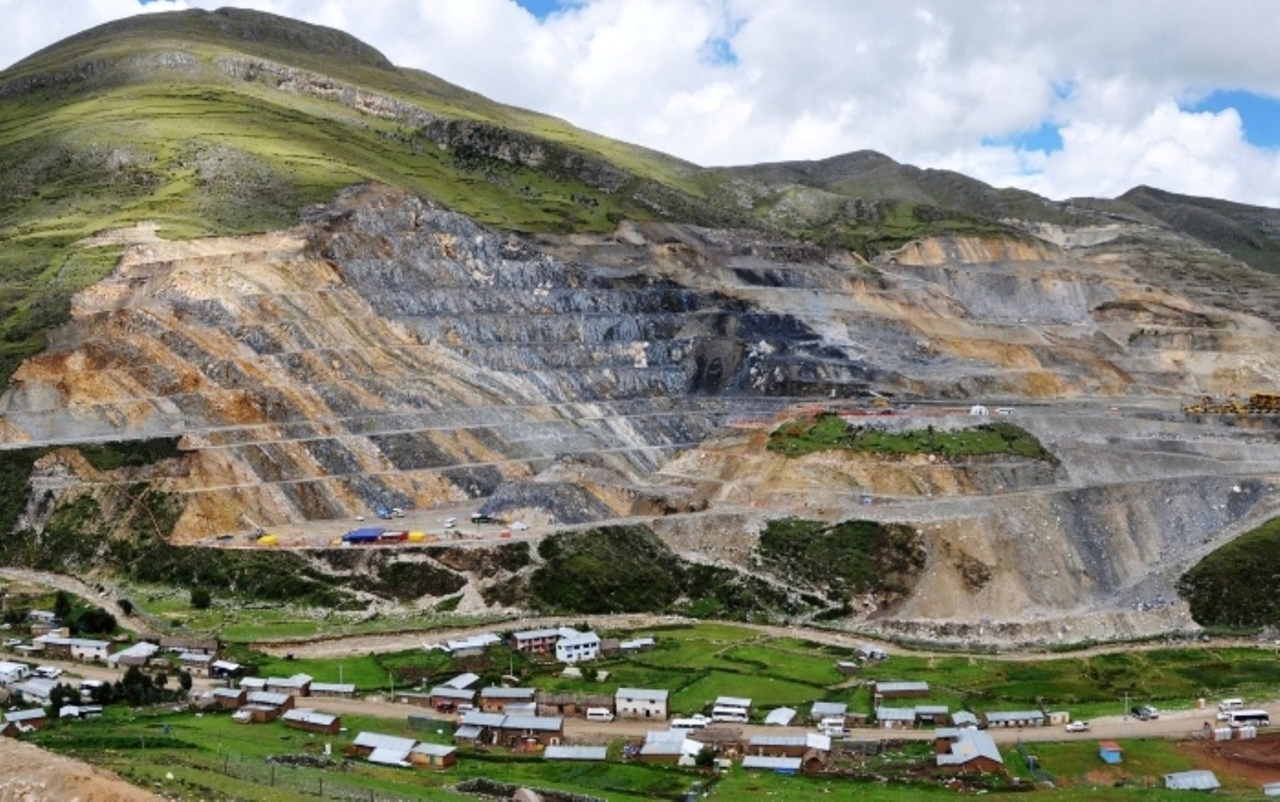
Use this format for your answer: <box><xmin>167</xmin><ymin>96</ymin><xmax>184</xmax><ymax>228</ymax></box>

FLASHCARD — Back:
<box><xmin>0</xmin><ymin>568</ymin><xmax>156</xmax><ymax>638</ymax></box>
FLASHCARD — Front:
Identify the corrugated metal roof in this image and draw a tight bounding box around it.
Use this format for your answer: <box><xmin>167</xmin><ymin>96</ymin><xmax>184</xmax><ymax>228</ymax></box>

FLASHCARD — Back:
<box><xmin>411</xmin><ymin>743</ymin><xmax>456</xmax><ymax>757</ymax></box>
<box><xmin>501</xmin><ymin>715</ymin><xmax>562</xmax><ymax>731</ymax></box>
<box><xmin>952</xmin><ymin>711</ymin><xmax>979</xmax><ymax>725</ymax></box>
<box><xmin>513</xmin><ymin>627</ymin><xmax>563</xmax><ymax>640</ymax></box>
<box><xmin>442</xmin><ymin>672</ymin><xmax>480</xmax><ymax>690</ymax></box>
<box><xmin>247</xmin><ymin>691</ymin><xmax>291</xmax><ymax>707</ymax></box>
<box><xmin>874</xmin><ymin>681</ymin><xmax>929</xmax><ymax>693</ymax></box>
<box><xmin>454</xmin><ymin>725</ymin><xmax>483</xmax><ymax>739</ymax></box>
<box><xmin>309</xmin><ymin>683</ymin><xmax>355</xmax><ymax>694</ymax></box>
<box><xmin>239</xmin><ymin>677</ymin><xmax>266</xmax><ymax>689</ymax></box>
<box><xmin>480</xmin><ymin>686</ymin><xmax>535</xmax><ymax>698</ymax></box>
<box><xmin>4</xmin><ymin>709</ymin><xmax>45</xmax><ymax>722</ymax></box>
<box><xmin>764</xmin><ymin>708</ymin><xmax>796</xmax><ymax>726</ymax></box>
<box><xmin>544</xmin><ymin>746</ymin><xmax>607</xmax><ymax>761</ymax></box>
<box><xmin>743</xmin><ymin>756</ymin><xmax>802</xmax><ymax>771</ymax></box>
<box><xmin>210</xmin><ymin>660</ymin><xmax>241</xmax><ymax>671</ymax></box>
<box><xmin>985</xmin><ymin>710</ymin><xmax>1044</xmax><ymax>723</ymax></box>
<box><xmin>282</xmin><ymin>709</ymin><xmax>337</xmax><ymax>727</ymax></box>
<box><xmin>715</xmin><ymin>696</ymin><xmax>751</xmax><ymax>708</ymax></box>
<box><xmin>179</xmin><ymin>652</ymin><xmax>213</xmax><ymax>663</ymax></box>
<box><xmin>811</xmin><ymin>702</ymin><xmax>847</xmax><ymax>717</ymax></box>
<box><xmin>428</xmin><ymin>686</ymin><xmax>475</xmax><ymax>700</ymax></box>
<box><xmin>937</xmin><ymin>730</ymin><xmax>1003</xmax><ymax>766</ymax></box>
<box><xmin>212</xmin><ymin>688</ymin><xmax>244</xmax><ymax>698</ymax></box>
<box><xmin>616</xmin><ymin>687</ymin><xmax>668</xmax><ymax>701</ymax></box>
<box><xmin>876</xmin><ymin>707</ymin><xmax>916</xmax><ymax>721</ymax></box>
<box><xmin>916</xmin><ymin>705</ymin><xmax>949</xmax><ymax>715</ymax></box>
<box><xmin>353</xmin><ymin>732</ymin><xmax>416</xmax><ymax>751</ymax></box>
<box><xmin>748</xmin><ymin>734</ymin><xmax>831</xmax><ymax>750</ymax></box>
<box><xmin>1165</xmin><ymin>770</ymin><xmax>1220</xmax><ymax>791</ymax></box>
<box><xmin>460</xmin><ymin>711</ymin><xmax>506</xmax><ymax>727</ymax></box>
<box><xmin>366</xmin><ymin>747</ymin><xmax>411</xmax><ymax>766</ymax></box>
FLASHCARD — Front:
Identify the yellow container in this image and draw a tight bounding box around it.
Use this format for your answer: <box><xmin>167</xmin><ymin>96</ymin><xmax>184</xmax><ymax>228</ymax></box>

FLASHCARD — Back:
<box><xmin>408</xmin><ymin>531</ymin><xmax>426</xmax><ymax>543</ymax></box>
<box><xmin>258</xmin><ymin>534</ymin><xmax>279</xmax><ymax>547</ymax></box>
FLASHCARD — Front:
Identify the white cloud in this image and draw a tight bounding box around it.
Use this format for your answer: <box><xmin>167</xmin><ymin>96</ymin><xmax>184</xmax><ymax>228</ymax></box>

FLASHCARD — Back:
<box><xmin>3</xmin><ymin>0</ymin><xmax>1280</xmax><ymax>205</ymax></box>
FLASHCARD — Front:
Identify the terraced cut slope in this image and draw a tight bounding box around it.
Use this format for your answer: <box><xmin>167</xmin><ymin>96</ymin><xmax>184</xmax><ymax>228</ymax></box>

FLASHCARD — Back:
<box><xmin>6</xmin><ymin>8</ymin><xmax>1280</xmax><ymax>646</ymax></box>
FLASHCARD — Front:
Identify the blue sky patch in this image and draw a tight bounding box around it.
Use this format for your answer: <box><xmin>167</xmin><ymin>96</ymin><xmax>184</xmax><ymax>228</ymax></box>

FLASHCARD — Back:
<box><xmin>1185</xmin><ymin>89</ymin><xmax>1280</xmax><ymax>148</ymax></box>
<box><xmin>983</xmin><ymin>121</ymin><xmax>1064</xmax><ymax>154</ymax></box>
<box><xmin>514</xmin><ymin>0</ymin><xmax>570</xmax><ymax>21</ymax></box>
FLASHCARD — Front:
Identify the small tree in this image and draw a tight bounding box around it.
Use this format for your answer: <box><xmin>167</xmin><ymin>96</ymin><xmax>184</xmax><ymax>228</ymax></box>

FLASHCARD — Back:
<box><xmin>119</xmin><ymin>599</ymin><xmax>134</xmax><ymax>616</ymax></box>
<box><xmin>53</xmin><ymin>590</ymin><xmax>73</xmax><ymax>622</ymax></box>
<box><xmin>695</xmin><ymin>747</ymin><xmax>716</xmax><ymax>769</ymax></box>
<box><xmin>190</xmin><ymin>587</ymin><xmax>211</xmax><ymax>610</ymax></box>
<box><xmin>49</xmin><ymin>683</ymin><xmax>77</xmax><ymax>712</ymax></box>
<box><xmin>178</xmin><ymin>670</ymin><xmax>193</xmax><ymax>692</ymax></box>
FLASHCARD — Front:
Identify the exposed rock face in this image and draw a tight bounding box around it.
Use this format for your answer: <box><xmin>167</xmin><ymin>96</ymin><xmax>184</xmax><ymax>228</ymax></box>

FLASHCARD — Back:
<box><xmin>6</xmin><ymin>184</ymin><xmax>1280</xmax><ymax>641</ymax></box>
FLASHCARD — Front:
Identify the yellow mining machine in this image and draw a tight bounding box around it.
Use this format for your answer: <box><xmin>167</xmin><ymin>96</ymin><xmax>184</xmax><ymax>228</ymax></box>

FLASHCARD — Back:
<box><xmin>1183</xmin><ymin>393</ymin><xmax>1280</xmax><ymax>414</ymax></box>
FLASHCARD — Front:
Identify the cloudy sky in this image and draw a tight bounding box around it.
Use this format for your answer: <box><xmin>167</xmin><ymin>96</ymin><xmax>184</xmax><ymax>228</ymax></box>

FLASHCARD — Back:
<box><xmin>4</xmin><ymin>0</ymin><xmax>1280</xmax><ymax>205</ymax></box>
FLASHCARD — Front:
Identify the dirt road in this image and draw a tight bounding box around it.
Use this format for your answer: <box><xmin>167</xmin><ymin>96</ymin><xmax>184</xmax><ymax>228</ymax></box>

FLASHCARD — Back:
<box><xmin>0</xmin><ymin>568</ymin><xmax>156</xmax><ymax>638</ymax></box>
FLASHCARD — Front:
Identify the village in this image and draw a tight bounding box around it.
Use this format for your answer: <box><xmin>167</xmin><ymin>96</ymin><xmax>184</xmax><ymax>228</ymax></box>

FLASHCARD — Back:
<box><xmin>2</xmin><ymin>603</ymin><xmax>1278</xmax><ymax>799</ymax></box>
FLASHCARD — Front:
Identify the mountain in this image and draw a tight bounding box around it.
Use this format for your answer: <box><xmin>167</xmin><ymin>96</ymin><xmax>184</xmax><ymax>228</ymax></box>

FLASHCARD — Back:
<box><xmin>4</xmin><ymin>8</ymin><xmax>1280</xmax><ymax>644</ymax></box>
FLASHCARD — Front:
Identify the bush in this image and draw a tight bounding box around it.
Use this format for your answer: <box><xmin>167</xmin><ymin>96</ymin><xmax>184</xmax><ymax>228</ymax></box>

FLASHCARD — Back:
<box><xmin>190</xmin><ymin>587</ymin><xmax>212</xmax><ymax>610</ymax></box>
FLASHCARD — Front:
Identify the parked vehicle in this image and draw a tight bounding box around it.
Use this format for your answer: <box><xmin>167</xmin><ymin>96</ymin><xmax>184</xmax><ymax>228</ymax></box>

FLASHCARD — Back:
<box><xmin>1228</xmin><ymin>709</ymin><xmax>1270</xmax><ymax>727</ymax></box>
<box><xmin>585</xmin><ymin>707</ymin><xmax>615</xmax><ymax>723</ymax></box>
<box><xmin>670</xmin><ymin>715</ymin><xmax>709</xmax><ymax>730</ymax></box>
<box><xmin>1</xmin><ymin>638</ymin><xmax>21</xmax><ymax>648</ymax></box>
<box><xmin>34</xmin><ymin>666</ymin><xmax>62</xmax><ymax>679</ymax></box>
<box><xmin>1130</xmin><ymin>705</ymin><xmax>1158</xmax><ymax>720</ymax></box>
<box><xmin>1065</xmin><ymin>721</ymin><xmax>1090</xmax><ymax>732</ymax></box>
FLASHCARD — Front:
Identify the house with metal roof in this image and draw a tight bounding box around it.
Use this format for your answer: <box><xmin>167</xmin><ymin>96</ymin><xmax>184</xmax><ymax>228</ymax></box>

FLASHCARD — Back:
<box><xmin>428</xmin><ymin>686</ymin><xmax>477</xmax><ymax>709</ymax></box>
<box><xmin>1164</xmin><ymin>770</ymin><xmax>1220</xmax><ymax>792</ymax></box>
<box><xmin>480</xmin><ymin>687</ymin><xmax>536</xmax><ymax>712</ymax></box>
<box><xmin>212</xmin><ymin>687</ymin><xmax>246</xmax><ymax>709</ymax></box>
<box><xmin>510</xmin><ymin>627</ymin><xmax>570</xmax><ymax>654</ymax></box>
<box><xmin>496</xmin><ymin>715</ymin><xmax>565</xmax><ymax>749</ymax></box>
<box><xmin>265</xmin><ymin>674</ymin><xmax>312</xmax><ymax>696</ymax></box>
<box><xmin>34</xmin><ymin>636</ymin><xmax>111</xmax><ymax>662</ymax></box>
<box><xmin>764</xmin><ymin>707</ymin><xmax>796</xmax><ymax>726</ymax></box>
<box><xmin>210</xmin><ymin>660</ymin><xmax>244</xmax><ymax>679</ymax></box>
<box><xmin>936</xmin><ymin>728</ymin><xmax>1004</xmax><ymax>774</ymax></box>
<box><xmin>616</xmin><ymin>687</ymin><xmax>668</xmax><ymax>720</ymax></box>
<box><xmin>952</xmin><ymin>711</ymin><xmax>980</xmax><ymax>728</ymax></box>
<box><xmin>1099</xmin><ymin>741</ymin><xmax>1123</xmax><ymax>764</ymax></box>
<box><xmin>872</xmin><ymin>680</ymin><xmax>929</xmax><ymax>698</ymax></box>
<box><xmin>349</xmin><ymin>732</ymin><xmax>417</xmax><ymax>758</ymax></box>
<box><xmin>748</xmin><ymin>733</ymin><xmax>831</xmax><ymax>757</ymax></box>
<box><xmin>0</xmin><ymin>661</ymin><xmax>30</xmax><ymax>684</ymax></box>
<box><xmin>409</xmin><ymin>742</ymin><xmax>457</xmax><ymax>770</ymax></box>
<box><xmin>108</xmin><ymin>642</ymin><xmax>159</xmax><ymax>668</ymax></box>
<box><xmin>810</xmin><ymin>701</ymin><xmax>848</xmax><ymax>721</ymax></box>
<box><xmin>281</xmin><ymin>708</ymin><xmax>341</xmax><ymax>735</ymax></box>
<box><xmin>984</xmin><ymin>710</ymin><xmax>1046</xmax><ymax>728</ymax></box>
<box><xmin>239</xmin><ymin>677</ymin><xmax>267</xmax><ymax>691</ymax></box>
<box><xmin>179</xmin><ymin>652</ymin><xmax>215</xmax><ymax>676</ymax></box>
<box><xmin>14</xmin><ymin>678</ymin><xmax>56</xmax><ymax>705</ymax></box>
<box><xmin>619</xmin><ymin>637</ymin><xmax>655</xmax><ymax>654</ymax></box>
<box><xmin>246</xmin><ymin>691</ymin><xmax>294</xmax><ymax>713</ymax></box>
<box><xmin>875</xmin><ymin>707</ymin><xmax>917</xmax><ymax>729</ymax></box>
<box><xmin>441</xmin><ymin>632</ymin><xmax>501</xmax><ymax>657</ymax></box>
<box><xmin>309</xmin><ymin>682</ymin><xmax>355</xmax><ymax>698</ymax></box>
<box><xmin>638</xmin><ymin>730</ymin><xmax>701</xmax><ymax>763</ymax></box>
<box><xmin>3</xmin><ymin>708</ymin><xmax>47</xmax><ymax>732</ymax></box>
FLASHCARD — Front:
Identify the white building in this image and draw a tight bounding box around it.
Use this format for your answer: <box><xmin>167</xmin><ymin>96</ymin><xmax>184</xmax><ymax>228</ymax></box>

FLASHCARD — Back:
<box><xmin>554</xmin><ymin>631</ymin><xmax>601</xmax><ymax>663</ymax></box>
<box><xmin>0</xmin><ymin>661</ymin><xmax>31</xmax><ymax>684</ymax></box>
<box><xmin>616</xmin><ymin>688</ymin><xmax>669</xmax><ymax>720</ymax></box>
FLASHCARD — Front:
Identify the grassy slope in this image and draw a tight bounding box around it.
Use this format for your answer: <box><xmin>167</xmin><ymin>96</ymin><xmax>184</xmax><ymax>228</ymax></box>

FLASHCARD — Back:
<box><xmin>1177</xmin><ymin>516</ymin><xmax>1280</xmax><ymax>627</ymax></box>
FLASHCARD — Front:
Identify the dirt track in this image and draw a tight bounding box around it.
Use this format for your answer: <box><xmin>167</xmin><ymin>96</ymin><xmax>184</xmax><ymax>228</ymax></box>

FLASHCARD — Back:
<box><xmin>0</xmin><ymin>738</ymin><xmax>160</xmax><ymax>801</ymax></box>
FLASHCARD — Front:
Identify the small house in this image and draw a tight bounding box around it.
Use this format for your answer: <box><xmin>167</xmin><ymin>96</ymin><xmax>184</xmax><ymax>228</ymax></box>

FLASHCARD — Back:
<box><xmin>810</xmin><ymin>702</ymin><xmax>847</xmax><ymax>722</ymax></box>
<box><xmin>212</xmin><ymin>688</ymin><xmax>246</xmax><ymax>709</ymax></box>
<box><xmin>638</xmin><ymin>730</ymin><xmax>700</xmax><ymax>763</ymax></box>
<box><xmin>428</xmin><ymin>686</ymin><xmax>476</xmax><ymax>711</ymax></box>
<box><xmin>496</xmin><ymin>715</ymin><xmax>564</xmax><ymax>749</ymax></box>
<box><xmin>690</xmin><ymin>726</ymin><xmax>745</xmax><ymax>755</ymax></box>
<box><xmin>876</xmin><ymin>707</ymin><xmax>917</xmax><ymax>729</ymax></box>
<box><xmin>233</xmin><ymin>704</ymin><xmax>280</xmax><ymax>724</ymax></box>
<box><xmin>391</xmin><ymin>691</ymin><xmax>435</xmax><ymax>708</ymax></box>
<box><xmin>246</xmin><ymin>691</ymin><xmax>295</xmax><ymax>714</ymax></box>
<box><xmin>480</xmin><ymin>687</ymin><xmax>536</xmax><ymax>713</ymax></box>
<box><xmin>455</xmin><ymin>711</ymin><xmax>506</xmax><ymax>745</ymax></box>
<box><xmin>748</xmin><ymin>733</ymin><xmax>831</xmax><ymax>758</ymax></box>
<box><xmin>14</xmin><ymin>678</ymin><xmax>56</xmax><ymax>705</ymax></box>
<box><xmin>536</xmin><ymin>691</ymin><xmax>612</xmax><ymax>717</ymax></box>
<box><xmin>1098</xmin><ymin>741</ymin><xmax>1123</xmax><ymax>764</ymax></box>
<box><xmin>265</xmin><ymin>674</ymin><xmax>312</xmax><ymax>697</ymax></box>
<box><xmin>935</xmin><ymin>728</ymin><xmax>1004</xmax><ymax>775</ymax></box>
<box><xmin>109</xmin><ymin>642</ymin><xmax>158</xmax><ymax>668</ymax></box>
<box><xmin>1164</xmin><ymin>770</ymin><xmax>1221</xmax><ymax>792</ymax></box>
<box><xmin>309</xmin><ymin>682</ymin><xmax>355</xmax><ymax>698</ymax></box>
<box><xmin>765</xmin><ymin>707</ymin><xmax>796</xmax><ymax>726</ymax></box>
<box><xmin>619</xmin><ymin>637</ymin><xmax>656</xmax><ymax>654</ymax></box>
<box><xmin>952</xmin><ymin>711</ymin><xmax>980</xmax><ymax>729</ymax></box>
<box><xmin>178</xmin><ymin>652</ymin><xmax>214</xmax><ymax>677</ymax></box>
<box><xmin>36</xmin><ymin>637</ymin><xmax>111</xmax><ymax>662</ymax></box>
<box><xmin>159</xmin><ymin>636</ymin><xmax>218</xmax><ymax>654</ymax></box>
<box><xmin>442</xmin><ymin>633</ymin><xmax>501</xmax><ymax>657</ymax></box>
<box><xmin>58</xmin><ymin>705</ymin><xmax>103</xmax><ymax>720</ymax></box>
<box><xmin>348</xmin><ymin>732</ymin><xmax>417</xmax><ymax>760</ymax></box>
<box><xmin>281</xmin><ymin>708</ymin><xmax>341</xmax><ymax>735</ymax></box>
<box><xmin>210</xmin><ymin>660</ymin><xmax>244</xmax><ymax>679</ymax></box>
<box><xmin>984</xmin><ymin>710</ymin><xmax>1045</xmax><ymax>729</ymax></box>
<box><xmin>239</xmin><ymin>677</ymin><xmax>267</xmax><ymax>692</ymax></box>
<box><xmin>616</xmin><ymin>688</ymin><xmax>668</xmax><ymax>720</ymax></box>
<box><xmin>4</xmin><ymin>709</ymin><xmax>47</xmax><ymax>732</ymax></box>
<box><xmin>857</xmin><ymin>645</ymin><xmax>888</xmax><ymax>661</ymax></box>
<box><xmin>915</xmin><ymin>705</ymin><xmax>950</xmax><ymax>726</ymax></box>
<box><xmin>409</xmin><ymin>742</ymin><xmax>457</xmax><ymax>770</ymax></box>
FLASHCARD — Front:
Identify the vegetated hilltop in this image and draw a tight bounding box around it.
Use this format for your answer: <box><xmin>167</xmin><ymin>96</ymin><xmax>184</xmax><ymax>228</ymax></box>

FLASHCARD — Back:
<box><xmin>5</xmin><ymin>9</ymin><xmax>1280</xmax><ymax>644</ymax></box>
